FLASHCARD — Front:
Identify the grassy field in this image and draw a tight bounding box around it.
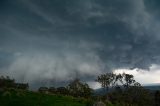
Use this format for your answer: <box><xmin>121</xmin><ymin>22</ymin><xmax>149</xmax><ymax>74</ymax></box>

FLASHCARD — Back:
<box><xmin>0</xmin><ymin>89</ymin><xmax>93</xmax><ymax>106</ymax></box>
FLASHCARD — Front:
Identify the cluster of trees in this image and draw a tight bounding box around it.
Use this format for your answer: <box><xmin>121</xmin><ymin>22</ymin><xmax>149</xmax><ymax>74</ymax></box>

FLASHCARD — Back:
<box><xmin>0</xmin><ymin>76</ymin><xmax>29</xmax><ymax>90</ymax></box>
<box><xmin>38</xmin><ymin>79</ymin><xmax>93</xmax><ymax>98</ymax></box>
<box><xmin>0</xmin><ymin>76</ymin><xmax>15</xmax><ymax>88</ymax></box>
<box><xmin>67</xmin><ymin>79</ymin><xmax>93</xmax><ymax>97</ymax></box>
<box><xmin>38</xmin><ymin>86</ymin><xmax>68</xmax><ymax>95</ymax></box>
<box><xmin>96</xmin><ymin>73</ymin><xmax>140</xmax><ymax>90</ymax></box>
<box><xmin>95</xmin><ymin>73</ymin><xmax>156</xmax><ymax>106</ymax></box>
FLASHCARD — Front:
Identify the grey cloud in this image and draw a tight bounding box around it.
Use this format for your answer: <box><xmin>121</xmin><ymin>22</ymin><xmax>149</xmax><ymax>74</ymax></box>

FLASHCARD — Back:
<box><xmin>2</xmin><ymin>45</ymin><xmax>104</xmax><ymax>88</ymax></box>
<box><xmin>1</xmin><ymin>0</ymin><xmax>160</xmax><ymax>88</ymax></box>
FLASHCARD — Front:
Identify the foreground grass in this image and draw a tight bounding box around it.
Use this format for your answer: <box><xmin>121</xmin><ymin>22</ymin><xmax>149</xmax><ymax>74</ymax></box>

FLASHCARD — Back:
<box><xmin>0</xmin><ymin>89</ymin><xmax>93</xmax><ymax>106</ymax></box>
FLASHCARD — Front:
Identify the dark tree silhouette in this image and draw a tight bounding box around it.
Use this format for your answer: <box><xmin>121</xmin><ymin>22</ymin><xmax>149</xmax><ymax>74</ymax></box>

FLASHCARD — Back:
<box><xmin>96</xmin><ymin>73</ymin><xmax>117</xmax><ymax>91</ymax></box>
<box><xmin>0</xmin><ymin>76</ymin><xmax>15</xmax><ymax>88</ymax></box>
<box><xmin>38</xmin><ymin>87</ymin><xmax>49</xmax><ymax>93</ymax></box>
<box><xmin>67</xmin><ymin>79</ymin><xmax>92</xmax><ymax>97</ymax></box>
<box><xmin>56</xmin><ymin>87</ymin><xmax>68</xmax><ymax>95</ymax></box>
<box><xmin>96</xmin><ymin>73</ymin><xmax>138</xmax><ymax>91</ymax></box>
<box><xmin>48</xmin><ymin>87</ymin><xmax>56</xmax><ymax>94</ymax></box>
<box><xmin>123</xmin><ymin>73</ymin><xmax>135</xmax><ymax>88</ymax></box>
<box><xmin>155</xmin><ymin>90</ymin><xmax>160</xmax><ymax>106</ymax></box>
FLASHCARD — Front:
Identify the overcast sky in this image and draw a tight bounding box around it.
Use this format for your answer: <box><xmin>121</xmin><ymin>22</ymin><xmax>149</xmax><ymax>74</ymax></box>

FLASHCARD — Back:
<box><xmin>1</xmin><ymin>0</ymin><xmax>160</xmax><ymax>89</ymax></box>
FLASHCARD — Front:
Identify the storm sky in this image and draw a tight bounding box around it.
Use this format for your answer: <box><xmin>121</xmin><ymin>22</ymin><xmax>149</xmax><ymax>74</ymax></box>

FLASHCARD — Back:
<box><xmin>1</xmin><ymin>0</ymin><xmax>160</xmax><ymax>89</ymax></box>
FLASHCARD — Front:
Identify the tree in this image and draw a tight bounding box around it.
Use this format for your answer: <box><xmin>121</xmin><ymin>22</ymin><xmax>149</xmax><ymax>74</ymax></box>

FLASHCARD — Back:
<box><xmin>97</xmin><ymin>73</ymin><xmax>153</xmax><ymax>106</ymax></box>
<box><xmin>48</xmin><ymin>87</ymin><xmax>56</xmax><ymax>94</ymax></box>
<box><xmin>123</xmin><ymin>73</ymin><xmax>135</xmax><ymax>89</ymax></box>
<box><xmin>56</xmin><ymin>87</ymin><xmax>68</xmax><ymax>95</ymax></box>
<box><xmin>96</xmin><ymin>73</ymin><xmax>116</xmax><ymax>91</ymax></box>
<box><xmin>15</xmin><ymin>83</ymin><xmax>29</xmax><ymax>90</ymax></box>
<box><xmin>82</xmin><ymin>83</ymin><xmax>93</xmax><ymax>97</ymax></box>
<box><xmin>155</xmin><ymin>90</ymin><xmax>160</xmax><ymax>106</ymax></box>
<box><xmin>96</xmin><ymin>73</ymin><xmax>139</xmax><ymax>92</ymax></box>
<box><xmin>67</xmin><ymin>79</ymin><xmax>92</xmax><ymax>97</ymax></box>
<box><xmin>38</xmin><ymin>87</ymin><xmax>49</xmax><ymax>93</ymax></box>
<box><xmin>0</xmin><ymin>76</ymin><xmax>15</xmax><ymax>88</ymax></box>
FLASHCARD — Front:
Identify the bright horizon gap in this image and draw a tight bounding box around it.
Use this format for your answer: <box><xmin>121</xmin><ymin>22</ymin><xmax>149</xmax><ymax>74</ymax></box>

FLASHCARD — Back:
<box><xmin>92</xmin><ymin>64</ymin><xmax>160</xmax><ymax>89</ymax></box>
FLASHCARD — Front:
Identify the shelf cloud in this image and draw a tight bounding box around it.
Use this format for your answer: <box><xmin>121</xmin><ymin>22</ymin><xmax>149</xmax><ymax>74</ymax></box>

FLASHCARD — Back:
<box><xmin>1</xmin><ymin>0</ymin><xmax>160</xmax><ymax>88</ymax></box>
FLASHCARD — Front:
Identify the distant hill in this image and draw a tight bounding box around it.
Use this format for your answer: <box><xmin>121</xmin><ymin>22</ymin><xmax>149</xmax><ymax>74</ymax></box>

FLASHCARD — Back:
<box><xmin>143</xmin><ymin>84</ymin><xmax>160</xmax><ymax>91</ymax></box>
<box><xmin>93</xmin><ymin>88</ymin><xmax>112</xmax><ymax>96</ymax></box>
<box><xmin>94</xmin><ymin>84</ymin><xmax>160</xmax><ymax>95</ymax></box>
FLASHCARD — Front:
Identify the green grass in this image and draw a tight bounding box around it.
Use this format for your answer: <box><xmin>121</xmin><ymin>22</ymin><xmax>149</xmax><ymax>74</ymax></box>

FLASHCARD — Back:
<box><xmin>0</xmin><ymin>89</ymin><xmax>93</xmax><ymax>106</ymax></box>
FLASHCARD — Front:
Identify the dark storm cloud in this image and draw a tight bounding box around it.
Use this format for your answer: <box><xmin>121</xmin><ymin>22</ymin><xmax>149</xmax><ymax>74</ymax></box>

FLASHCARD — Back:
<box><xmin>1</xmin><ymin>0</ymin><xmax>160</xmax><ymax>88</ymax></box>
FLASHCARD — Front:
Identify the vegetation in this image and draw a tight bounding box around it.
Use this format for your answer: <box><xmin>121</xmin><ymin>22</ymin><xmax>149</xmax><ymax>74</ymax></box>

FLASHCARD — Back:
<box><xmin>155</xmin><ymin>90</ymin><xmax>160</xmax><ymax>106</ymax></box>
<box><xmin>95</xmin><ymin>73</ymin><xmax>138</xmax><ymax>91</ymax></box>
<box><xmin>0</xmin><ymin>76</ymin><xmax>28</xmax><ymax>90</ymax></box>
<box><xmin>95</xmin><ymin>73</ymin><xmax>155</xmax><ymax>106</ymax></box>
<box><xmin>67</xmin><ymin>79</ymin><xmax>93</xmax><ymax>98</ymax></box>
<box><xmin>0</xmin><ymin>89</ymin><xmax>93</xmax><ymax>106</ymax></box>
<box><xmin>37</xmin><ymin>79</ymin><xmax>93</xmax><ymax>98</ymax></box>
<box><xmin>0</xmin><ymin>73</ymin><xmax>160</xmax><ymax>106</ymax></box>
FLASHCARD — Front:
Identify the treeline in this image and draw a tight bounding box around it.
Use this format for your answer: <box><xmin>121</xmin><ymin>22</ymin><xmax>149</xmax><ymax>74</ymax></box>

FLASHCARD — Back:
<box><xmin>38</xmin><ymin>79</ymin><xmax>93</xmax><ymax>98</ymax></box>
<box><xmin>0</xmin><ymin>75</ymin><xmax>93</xmax><ymax>98</ymax></box>
<box><xmin>0</xmin><ymin>76</ymin><xmax>28</xmax><ymax>90</ymax></box>
<box><xmin>0</xmin><ymin>73</ymin><xmax>160</xmax><ymax>106</ymax></box>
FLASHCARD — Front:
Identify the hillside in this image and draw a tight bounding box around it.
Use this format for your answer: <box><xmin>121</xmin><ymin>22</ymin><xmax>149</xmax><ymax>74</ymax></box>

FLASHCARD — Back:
<box><xmin>0</xmin><ymin>89</ymin><xmax>93</xmax><ymax>106</ymax></box>
<box><xmin>94</xmin><ymin>85</ymin><xmax>160</xmax><ymax>95</ymax></box>
<box><xmin>144</xmin><ymin>84</ymin><xmax>160</xmax><ymax>91</ymax></box>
